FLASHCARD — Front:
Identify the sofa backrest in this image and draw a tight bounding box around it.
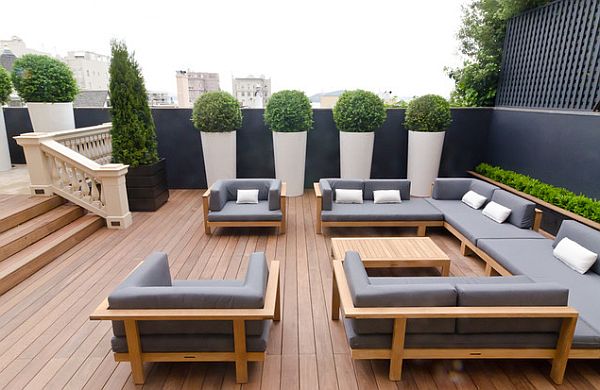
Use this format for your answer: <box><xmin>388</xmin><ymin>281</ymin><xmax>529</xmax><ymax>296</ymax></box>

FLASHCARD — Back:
<box><xmin>554</xmin><ymin>220</ymin><xmax>600</xmax><ymax>274</ymax></box>
<box><xmin>491</xmin><ymin>190</ymin><xmax>536</xmax><ymax>229</ymax></box>
<box><xmin>113</xmin><ymin>252</ymin><xmax>172</xmax><ymax>290</ymax></box>
<box><xmin>320</xmin><ymin>179</ymin><xmax>412</xmax><ymax>209</ymax></box>
<box><xmin>210</xmin><ymin>179</ymin><xmax>281</xmax><ymax>211</ymax></box>
<box><xmin>456</xmin><ymin>283</ymin><xmax>568</xmax><ymax>334</ymax></box>
<box><xmin>110</xmin><ymin>252</ymin><xmax>269</xmax><ymax>338</ymax></box>
<box><xmin>363</xmin><ymin>179</ymin><xmax>411</xmax><ymax>201</ymax></box>
<box><xmin>431</xmin><ymin>178</ymin><xmax>498</xmax><ymax>201</ymax></box>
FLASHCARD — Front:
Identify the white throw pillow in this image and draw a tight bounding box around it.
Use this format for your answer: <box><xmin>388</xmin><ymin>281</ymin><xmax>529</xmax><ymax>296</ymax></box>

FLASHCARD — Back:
<box><xmin>335</xmin><ymin>189</ymin><xmax>363</xmax><ymax>204</ymax></box>
<box><xmin>236</xmin><ymin>189</ymin><xmax>259</xmax><ymax>204</ymax></box>
<box><xmin>553</xmin><ymin>237</ymin><xmax>598</xmax><ymax>274</ymax></box>
<box><xmin>461</xmin><ymin>190</ymin><xmax>487</xmax><ymax>210</ymax></box>
<box><xmin>482</xmin><ymin>201</ymin><xmax>511</xmax><ymax>223</ymax></box>
<box><xmin>373</xmin><ymin>190</ymin><xmax>401</xmax><ymax>204</ymax></box>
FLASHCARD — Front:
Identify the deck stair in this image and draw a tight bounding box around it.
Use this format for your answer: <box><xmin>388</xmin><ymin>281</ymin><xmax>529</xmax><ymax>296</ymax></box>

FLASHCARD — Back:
<box><xmin>0</xmin><ymin>194</ymin><xmax>103</xmax><ymax>295</ymax></box>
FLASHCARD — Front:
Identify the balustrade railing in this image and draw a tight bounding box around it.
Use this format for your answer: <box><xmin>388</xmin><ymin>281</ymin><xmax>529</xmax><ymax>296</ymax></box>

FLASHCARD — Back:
<box><xmin>15</xmin><ymin>124</ymin><xmax>132</xmax><ymax>229</ymax></box>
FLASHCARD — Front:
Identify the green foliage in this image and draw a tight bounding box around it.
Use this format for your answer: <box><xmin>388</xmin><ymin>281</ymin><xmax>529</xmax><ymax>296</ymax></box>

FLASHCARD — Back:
<box><xmin>264</xmin><ymin>90</ymin><xmax>313</xmax><ymax>132</ymax></box>
<box><xmin>448</xmin><ymin>0</ymin><xmax>549</xmax><ymax>107</ymax></box>
<box><xmin>404</xmin><ymin>95</ymin><xmax>452</xmax><ymax>132</ymax></box>
<box><xmin>192</xmin><ymin>91</ymin><xmax>242</xmax><ymax>133</ymax></box>
<box><xmin>109</xmin><ymin>40</ymin><xmax>159</xmax><ymax>167</ymax></box>
<box><xmin>475</xmin><ymin>163</ymin><xmax>600</xmax><ymax>223</ymax></box>
<box><xmin>333</xmin><ymin>90</ymin><xmax>386</xmax><ymax>133</ymax></box>
<box><xmin>11</xmin><ymin>54</ymin><xmax>78</xmax><ymax>103</ymax></box>
<box><xmin>0</xmin><ymin>67</ymin><xmax>11</xmax><ymax>105</ymax></box>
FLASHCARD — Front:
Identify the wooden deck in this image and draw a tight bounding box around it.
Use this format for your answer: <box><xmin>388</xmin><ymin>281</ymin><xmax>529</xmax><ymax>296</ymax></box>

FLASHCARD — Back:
<box><xmin>0</xmin><ymin>190</ymin><xmax>599</xmax><ymax>389</ymax></box>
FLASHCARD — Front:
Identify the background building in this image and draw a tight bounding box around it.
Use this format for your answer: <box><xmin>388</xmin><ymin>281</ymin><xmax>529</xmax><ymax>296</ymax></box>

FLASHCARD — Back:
<box><xmin>63</xmin><ymin>51</ymin><xmax>110</xmax><ymax>91</ymax></box>
<box><xmin>175</xmin><ymin>70</ymin><xmax>220</xmax><ymax>108</ymax></box>
<box><xmin>309</xmin><ymin>90</ymin><xmax>343</xmax><ymax>108</ymax></box>
<box><xmin>232</xmin><ymin>75</ymin><xmax>271</xmax><ymax>108</ymax></box>
<box><xmin>0</xmin><ymin>36</ymin><xmax>50</xmax><ymax>57</ymax></box>
<box><xmin>147</xmin><ymin>91</ymin><xmax>173</xmax><ymax>106</ymax></box>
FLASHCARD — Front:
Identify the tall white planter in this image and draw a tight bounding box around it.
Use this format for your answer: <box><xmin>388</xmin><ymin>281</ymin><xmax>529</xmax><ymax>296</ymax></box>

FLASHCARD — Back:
<box><xmin>273</xmin><ymin>131</ymin><xmax>306</xmax><ymax>197</ymax></box>
<box><xmin>339</xmin><ymin>131</ymin><xmax>374</xmax><ymax>179</ymax></box>
<box><xmin>27</xmin><ymin>102</ymin><xmax>75</xmax><ymax>133</ymax></box>
<box><xmin>0</xmin><ymin>108</ymin><xmax>11</xmax><ymax>171</ymax></box>
<box><xmin>201</xmin><ymin>131</ymin><xmax>236</xmax><ymax>187</ymax></box>
<box><xmin>407</xmin><ymin>130</ymin><xmax>446</xmax><ymax>197</ymax></box>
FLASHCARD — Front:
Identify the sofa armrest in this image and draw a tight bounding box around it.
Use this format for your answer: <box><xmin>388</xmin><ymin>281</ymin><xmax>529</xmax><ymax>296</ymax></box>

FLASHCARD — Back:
<box><xmin>207</xmin><ymin>181</ymin><xmax>228</xmax><ymax>211</ymax></box>
<box><xmin>319</xmin><ymin>179</ymin><xmax>333</xmax><ymax>210</ymax></box>
<box><xmin>431</xmin><ymin>178</ymin><xmax>472</xmax><ymax>200</ymax></box>
<box><xmin>533</xmin><ymin>208</ymin><xmax>543</xmax><ymax>231</ymax></box>
<box><xmin>268</xmin><ymin>180</ymin><xmax>282</xmax><ymax>210</ymax></box>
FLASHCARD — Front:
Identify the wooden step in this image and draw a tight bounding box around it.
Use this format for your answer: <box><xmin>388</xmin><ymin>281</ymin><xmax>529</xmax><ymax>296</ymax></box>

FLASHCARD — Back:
<box><xmin>0</xmin><ymin>214</ymin><xmax>104</xmax><ymax>295</ymax></box>
<box><xmin>0</xmin><ymin>205</ymin><xmax>85</xmax><ymax>262</ymax></box>
<box><xmin>0</xmin><ymin>195</ymin><xmax>65</xmax><ymax>234</ymax></box>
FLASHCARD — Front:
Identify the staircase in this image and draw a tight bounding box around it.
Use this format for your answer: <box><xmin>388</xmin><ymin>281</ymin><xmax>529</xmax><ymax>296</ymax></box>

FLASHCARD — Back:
<box><xmin>0</xmin><ymin>195</ymin><xmax>104</xmax><ymax>295</ymax></box>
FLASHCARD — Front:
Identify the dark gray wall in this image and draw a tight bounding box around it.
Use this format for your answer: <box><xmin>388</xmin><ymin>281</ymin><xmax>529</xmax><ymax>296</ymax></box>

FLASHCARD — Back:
<box><xmin>486</xmin><ymin>108</ymin><xmax>600</xmax><ymax>199</ymax></box>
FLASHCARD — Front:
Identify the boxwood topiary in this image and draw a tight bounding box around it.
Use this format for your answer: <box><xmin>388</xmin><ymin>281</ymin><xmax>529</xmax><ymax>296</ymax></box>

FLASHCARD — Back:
<box><xmin>264</xmin><ymin>90</ymin><xmax>313</xmax><ymax>132</ymax></box>
<box><xmin>0</xmin><ymin>67</ymin><xmax>11</xmax><ymax>105</ymax></box>
<box><xmin>333</xmin><ymin>90</ymin><xmax>386</xmax><ymax>132</ymax></box>
<box><xmin>192</xmin><ymin>91</ymin><xmax>242</xmax><ymax>132</ymax></box>
<box><xmin>404</xmin><ymin>94</ymin><xmax>452</xmax><ymax>132</ymax></box>
<box><xmin>11</xmin><ymin>54</ymin><xmax>78</xmax><ymax>103</ymax></box>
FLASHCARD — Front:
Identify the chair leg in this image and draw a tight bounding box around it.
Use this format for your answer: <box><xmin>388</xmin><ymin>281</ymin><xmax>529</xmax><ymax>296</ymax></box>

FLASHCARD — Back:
<box><xmin>550</xmin><ymin>317</ymin><xmax>577</xmax><ymax>384</ymax></box>
<box><xmin>332</xmin><ymin>272</ymin><xmax>340</xmax><ymax>320</ymax></box>
<box><xmin>460</xmin><ymin>242</ymin><xmax>473</xmax><ymax>256</ymax></box>
<box><xmin>233</xmin><ymin>320</ymin><xmax>249</xmax><ymax>383</ymax></box>
<box><xmin>124</xmin><ymin>320</ymin><xmax>145</xmax><ymax>384</ymax></box>
<box><xmin>204</xmin><ymin>223</ymin><xmax>211</xmax><ymax>235</ymax></box>
<box><xmin>417</xmin><ymin>225</ymin><xmax>426</xmax><ymax>237</ymax></box>
<box><xmin>389</xmin><ymin>318</ymin><xmax>407</xmax><ymax>381</ymax></box>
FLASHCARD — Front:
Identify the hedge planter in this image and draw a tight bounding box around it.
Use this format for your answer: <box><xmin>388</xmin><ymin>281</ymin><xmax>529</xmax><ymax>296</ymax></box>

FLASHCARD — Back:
<box><xmin>27</xmin><ymin>102</ymin><xmax>75</xmax><ymax>133</ymax></box>
<box><xmin>126</xmin><ymin>158</ymin><xmax>169</xmax><ymax>211</ymax></box>
<box><xmin>273</xmin><ymin>131</ymin><xmax>306</xmax><ymax>196</ymax></box>
<box><xmin>340</xmin><ymin>131</ymin><xmax>374</xmax><ymax>179</ymax></box>
<box><xmin>407</xmin><ymin>130</ymin><xmax>445</xmax><ymax>196</ymax></box>
<box><xmin>201</xmin><ymin>131</ymin><xmax>236</xmax><ymax>187</ymax></box>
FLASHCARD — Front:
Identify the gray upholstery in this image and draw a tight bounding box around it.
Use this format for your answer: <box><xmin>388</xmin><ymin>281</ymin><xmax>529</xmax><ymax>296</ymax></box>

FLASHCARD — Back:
<box><xmin>319</xmin><ymin>179</ymin><xmax>363</xmax><ymax>211</ymax></box>
<box><xmin>209</xmin><ymin>179</ymin><xmax>281</xmax><ymax>211</ymax></box>
<box><xmin>554</xmin><ymin>220</ymin><xmax>600</xmax><ymax>274</ymax></box>
<box><xmin>369</xmin><ymin>275</ymin><xmax>532</xmax><ymax>286</ymax></box>
<box><xmin>109</xmin><ymin>252</ymin><xmax>270</xmax><ymax>351</ymax></box>
<box><xmin>456</xmin><ymin>283</ymin><xmax>568</xmax><ymax>334</ymax></box>
<box><xmin>491</xmin><ymin>190</ymin><xmax>536</xmax><ymax>229</ymax></box>
<box><xmin>426</xmin><ymin>198</ymin><xmax>544</xmax><ymax>244</ymax></box>
<box><xmin>321</xmin><ymin>199</ymin><xmax>443</xmax><ymax>222</ymax></box>
<box><xmin>431</xmin><ymin>178</ymin><xmax>498</xmax><ymax>201</ymax></box>
<box><xmin>363</xmin><ymin>179</ymin><xmax>411</xmax><ymax>201</ymax></box>
<box><xmin>208</xmin><ymin>201</ymin><xmax>282</xmax><ymax>222</ymax></box>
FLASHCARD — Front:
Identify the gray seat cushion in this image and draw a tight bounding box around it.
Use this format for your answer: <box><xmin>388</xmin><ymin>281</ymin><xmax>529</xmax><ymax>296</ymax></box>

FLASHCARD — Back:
<box><xmin>369</xmin><ymin>275</ymin><xmax>533</xmax><ymax>286</ymax></box>
<box><xmin>426</xmin><ymin>199</ymin><xmax>544</xmax><ymax>244</ymax></box>
<box><xmin>208</xmin><ymin>201</ymin><xmax>282</xmax><ymax>222</ymax></box>
<box><xmin>490</xmin><ymin>190</ymin><xmax>536</xmax><ymax>229</ymax></box>
<box><xmin>554</xmin><ymin>220</ymin><xmax>600</xmax><ymax>274</ymax></box>
<box><xmin>431</xmin><ymin>178</ymin><xmax>498</xmax><ymax>201</ymax></box>
<box><xmin>321</xmin><ymin>199</ymin><xmax>444</xmax><ymax>222</ymax></box>
<box><xmin>209</xmin><ymin>179</ymin><xmax>281</xmax><ymax>211</ymax></box>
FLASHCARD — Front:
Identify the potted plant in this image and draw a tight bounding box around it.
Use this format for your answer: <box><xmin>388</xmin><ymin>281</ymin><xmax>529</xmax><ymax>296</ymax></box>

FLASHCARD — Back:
<box><xmin>0</xmin><ymin>67</ymin><xmax>12</xmax><ymax>171</ymax></box>
<box><xmin>109</xmin><ymin>40</ymin><xmax>169</xmax><ymax>211</ymax></box>
<box><xmin>11</xmin><ymin>54</ymin><xmax>78</xmax><ymax>132</ymax></box>
<box><xmin>333</xmin><ymin>90</ymin><xmax>386</xmax><ymax>179</ymax></box>
<box><xmin>192</xmin><ymin>91</ymin><xmax>242</xmax><ymax>187</ymax></box>
<box><xmin>404</xmin><ymin>94</ymin><xmax>452</xmax><ymax>196</ymax></box>
<box><xmin>264</xmin><ymin>90</ymin><xmax>313</xmax><ymax>196</ymax></box>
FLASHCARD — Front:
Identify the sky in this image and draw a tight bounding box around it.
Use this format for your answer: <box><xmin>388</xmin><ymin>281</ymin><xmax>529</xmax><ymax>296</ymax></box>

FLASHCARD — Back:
<box><xmin>0</xmin><ymin>0</ymin><xmax>469</xmax><ymax>99</ymax></box>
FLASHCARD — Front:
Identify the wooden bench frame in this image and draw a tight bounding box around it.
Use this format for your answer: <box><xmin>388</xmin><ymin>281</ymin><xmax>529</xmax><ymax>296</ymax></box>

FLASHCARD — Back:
<box><xmin>90</xmin><ymin>261</ymin><xmax>281</xmax><ymax>384</ymax></box>
<box><xmin>202</xmin><ymin>182</ymin><xmax>287</xmax><ymax>235</ymax></box>
<box><xmin>313</xmin><ymin>183</ymin><xmax>444</xmax><ymax>235</ymax></box>
<box><xmin>331</xmin><ymin>260</ymin><xmax>579</xmax><ymax>384</ymax></box>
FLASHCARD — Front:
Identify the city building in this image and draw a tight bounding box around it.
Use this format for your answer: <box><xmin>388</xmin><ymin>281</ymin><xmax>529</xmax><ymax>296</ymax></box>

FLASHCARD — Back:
<box><xmin>232</xmin><ymin>75</ymin><xmax>271</xmax><ymax>108</ymax></box>
<box><xmin>0</xmin><ymin>47</ymin><xmax>17</xmax><ymax>71</ymax></box>
<box><xmin>175</xmin><ymin>70</ymin><xmax>220</xmax><ymax>108</ymax></box>
<box><xmin>309</xmin><ymin>90</ymin><xmax>343</xmax><ymax>108</ymax></box>
<box><xmin>73</xmin><ymin>90</ymin><xmax>109</xmax><ymax>108</ymax></box>
<box><xmin>0</xmin><ymin>36</ymin><xmax>50</xmax><ymax>57</ymax></box>
<box><xmin>63</xmin><ymin>51</ymin><xmax>110</xmax><ymax>91</ymax></box>
<box><xmin>147</xmin><ymin>91</ymin><xmax>173</xmax><ymax>106</ymax></box>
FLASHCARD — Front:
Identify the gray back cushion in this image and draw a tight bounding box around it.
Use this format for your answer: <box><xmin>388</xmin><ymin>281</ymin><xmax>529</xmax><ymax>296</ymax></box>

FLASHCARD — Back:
<box><xmin>343</xmin><ymin>252</ymin><xmax>456</xmax><ymax>334</ymax></box>
<box><xmin>432</xmin><ymin>178</ymin><xmax>497</xmax><ymax>201</ymax></box>
<box><xmin>210</xmin><ymin>179</ymin><xmax>281</xmax><ymax>211</ymax></box>
<box><xmin>320</xmin><ymin>179</ymin><xmax>364</xmax><ymax>210</ymax></box>
<box><xmin>554</xmin><ymin>220</ymin><xmax>600</xmax><ymax>274</ymax></box>
<box><xmin>456</xmin><ymin>283</ymin><xmax>569</xmax><ymax>334</ymax></box>
<box><xmin>491</xmin><ymin>190</ymin><xmax>536</xmax><ymax>229</ymax></box>
<box><xmin>114</xmin><ymin>252</ymin><xmax>172</xmax><ymax>290</ymax></box>
<box><xmin>363</xmin><ymin>180</ymin><xmax>410</xmax><ymax>201</ymax></box>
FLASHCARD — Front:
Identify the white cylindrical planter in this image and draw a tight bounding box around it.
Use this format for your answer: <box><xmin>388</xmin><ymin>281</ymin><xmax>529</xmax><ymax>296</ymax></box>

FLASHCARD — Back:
<box><xmin>27</xmin><ymin>102</ymin><xmax>75</xmax><ymax>133</ymax></box>
<box><xmin>407</xmin><ymin>130</ymin><xmax>446</xmax><ymax>197</ymax></box>
<box><xmin>0</xmin><ymin>108</ymin><xmax>11</xmax><ymax>171</ymax></box>
<box><xmin>201</xmin><ymin>131</ymin><xmax>236</xmax><ymax>187</ymax></box>
<box><xmin>339</xmin><ymin>131</ymin><xmax>374</xmax><ymax>179</ymax></box>
<box><xmin>273</xmin><ymin>131</ymin><xmax>306</xmax><ymax>197</ymax></box>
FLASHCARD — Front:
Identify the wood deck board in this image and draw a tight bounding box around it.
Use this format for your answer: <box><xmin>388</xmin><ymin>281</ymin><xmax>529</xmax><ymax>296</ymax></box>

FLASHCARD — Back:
<box><xmin>0</xmin><ymin>190</ymin><xmax>596</xmax><ymax>389</ymax></box>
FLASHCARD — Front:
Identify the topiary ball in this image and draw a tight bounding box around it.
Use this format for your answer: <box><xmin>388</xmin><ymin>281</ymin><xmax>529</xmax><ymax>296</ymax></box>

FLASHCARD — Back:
<box><xmin>11</xmin><ymin>54</ymin><xmax>78</xmax><ymax>103</ymax></box>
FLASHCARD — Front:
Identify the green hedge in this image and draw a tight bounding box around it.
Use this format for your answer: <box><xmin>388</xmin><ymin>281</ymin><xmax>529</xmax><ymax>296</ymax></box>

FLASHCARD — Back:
<box><xmin>475</xmin><ymin>163</ymin><xmax>600</xmax><ymax>223</ymax></box>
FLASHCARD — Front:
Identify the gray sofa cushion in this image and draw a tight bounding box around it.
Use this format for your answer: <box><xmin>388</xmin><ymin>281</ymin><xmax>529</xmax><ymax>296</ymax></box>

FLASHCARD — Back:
<box><xmin>363</xmin><ymin>180</ymin><xmax>410</xmax><ymax>201</ymax></box>
<box><xmin>113</xmin><ymin>252</ymin><xmax>172</xmax><ymax>289</ymax></box>
<box><xmin>209</xmin><ymin>179</ymin><xmax>281</xmax><ymax>211</ymax></box>
<box><xmin>343</xmin><ymin>252</ymin><xmax>455</xmax><ymax>334</ymax></box>
<box><xmin>491</xmin><ymin>190</ymin><xmax>536</xmax><ymax>229</ymax></box>
<box><xmin>369</xmin><ymin>275</ymin><xmax>532</xmax><ymax>286</ymax></box>
<box><xmin>321</xmin><ymin>199</ymin><xmax>444</xmax><ymax>222</ymax></box>
<box><xmin>319</xmin><ymin>179</ymin><xmax>364</xmax><ymax>211</ymax></box>
<box><xmin>208</xmin><ymin>201</ymin><xmax>283</xmax><ymax>222</ymax></box>
<box><xmin>554</xmin><ymin>220</ymin><xmax>600</xmax><ymax>274</ymax></box>
<box><xmin>426</xmin><ymin>199</ymin><xmax>544</xmax><ymax>244</ymax></box>
<box><xmin>431</xmin><ymin>178</ymin><xmax>498</xmax><ymax>201</ymax></box>
<box><xmin>456</xmin><ymin>283</ymin><xmax>568</xmax><ymax>334</ymax></box>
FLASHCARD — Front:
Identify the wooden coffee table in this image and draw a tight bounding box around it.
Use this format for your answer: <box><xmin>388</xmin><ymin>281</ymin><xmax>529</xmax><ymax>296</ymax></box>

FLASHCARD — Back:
<box><xmin>330</xmin><ymin>236</ymin><xmax>451</xmax><ymax>276</ymax></box>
